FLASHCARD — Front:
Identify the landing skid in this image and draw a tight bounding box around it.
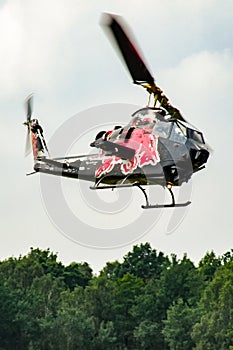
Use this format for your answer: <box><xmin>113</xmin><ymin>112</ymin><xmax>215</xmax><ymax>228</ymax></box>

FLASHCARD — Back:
<box><xmin>90</xmin><ymin>182</ymin><xmax>191</xmax><ymax>209</ymax></box>
<box><xmin>139</xmin><ymin>185</ymin><xmax>191</xmax><ymax>209</ymax></box>
<box><xmin>142</xmin><ymin>202</ymin><xmax>191</xmax><ymax>209</ymax></box>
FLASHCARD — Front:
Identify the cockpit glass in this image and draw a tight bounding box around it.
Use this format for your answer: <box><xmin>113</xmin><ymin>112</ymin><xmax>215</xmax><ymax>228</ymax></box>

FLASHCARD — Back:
<box><xmin>132</xmin><ymin>108</ymin><xmax>158</xmax><ymax>120</ymax></box>
<box><xmin>129</xmin><ymin>116</ymin><xmax>155</xmax><ymax>130</ymax></box>
<box><xmin>189</xmin><ymin>130</ymin><xmax>204</xmax><ymax>143</ymax></box>
<box><xmin>153</xmin><ymin>120</ymin><xmax>171</xmax><ymax>138</ymax></box>
<box><xmin>127</xmin><ymin>109</ymin><xmax>157</xmax><ymax>131</ymax></box>
<box><xmin>177</xmin><ymin>122</ymin><xmax>187</xmax><ymax>137</ymax></box>
<box><xmin>170</xmin><ymin>122</ymin><xmax>187</xmax><ymax>144</ymax></box>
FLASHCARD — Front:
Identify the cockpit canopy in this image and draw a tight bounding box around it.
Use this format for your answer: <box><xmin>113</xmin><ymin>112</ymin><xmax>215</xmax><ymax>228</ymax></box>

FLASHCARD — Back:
<box><xmin>131</xmin><ymin>107</ymin><xmax>166</xmax><ymax>122</ymax></box>
<box><xmin>128</xmin><ymin>107</ymin><xmax>171</xmax><ymax>139</ymax></box>
<box><xmin>129</xmin><ymin>107</ymin><xmax>169</xmax><ymax>132</ymax></box>
<box><xmin>108</xmin><ymin>107</ymin><xmax>205</xmax><ymax>145</ymax></box>
<box><xmin>128</xmin><ymin>107</ymin><xmax>205</xmax><ymax>144</ymax></box>
<box><xmin>175</xmin><ymin>120</ymin><xmax>205</xmax><ymax>144</ymax></box>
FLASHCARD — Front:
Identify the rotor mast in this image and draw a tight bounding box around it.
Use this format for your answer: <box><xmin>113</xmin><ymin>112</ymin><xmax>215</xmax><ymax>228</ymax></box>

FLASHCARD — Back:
<box><xmin>140</xmin><ymin>81</ymin><xmax>185</xmax><ymax>121</ymax></box>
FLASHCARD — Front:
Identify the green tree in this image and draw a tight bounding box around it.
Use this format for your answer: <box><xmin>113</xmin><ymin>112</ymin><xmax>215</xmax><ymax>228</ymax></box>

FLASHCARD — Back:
<box><xmin>160</xmin><ymin>254</ymin><xmax>204</xmax><ymax>306</ymax></box>
<box><xmin>100</xmin><ymin>260</ymin><xmax>121</xmax><ymax>280</ymax></box>
<box><xmin>134</xmin><ymin>320</ymin><xmax>163</xmax><ymax>350</ymax></box>
<box><xmin>15</xmin><ymin>274</ymin><xmax>65</xmax><ymax>349</ymax></box>
<box><xmin>163</xmin><ymin>299</ymin><xmax>198</xmax><ymax>350</ymax></box>
<box><xmin>64</xmin><ymin>262</ymin><xmax>92</xmax><ymax>290</ymax></box>
<box><xmin>85</xmin><ymin>275</ymin><xmax>115</xmax><ymax>327</ymax></box>
<box><xmin>198</xmin><ymin>251</ymin><xmax>221</xmax><ymax>282</ymax></box>
<box><xmin>192</xmin><ymin>262</ymin><xmax>233</xmax><ymax>349</ymax></box>
<box><xmin>119</xmin><ymin>243</ymin><xmax>169</xmax><ymax>281</ymax></box>
<box><xmin>112</xmin><ymin>273</ymin><xmax>144</xmax><ymax>349</ymax></box>
<box><xmin>0</xmin><ymin>276</ymin><xmax>19</xmax><ymax>350</ymax></box>
<box><xmin>0</xmin><ymin>248</ymin><xmax>64</xmax><ymax>292</ymax></box>
<box><xmin>94</xmin><ymin>321</ymin><xmax>117</xmax><ymax>350</ymax></box>
<box><xmin>54</xmin><ymin>308</ymin><xmax>95</xmax><ymax>350</ymax></box>
<box><xmin>2</xmin><ymin>245</ymin><xmax>233</xmax><ymax>349</ymax></box>
<box><xmin>51</xmin><ymin>286</ymin><xmax>95</xmax><ymax>350</ymax></box>
<box><xmin>132</xmin><ymin>277</ymin><xmax>168</xmax><ymax>349</ymax></box>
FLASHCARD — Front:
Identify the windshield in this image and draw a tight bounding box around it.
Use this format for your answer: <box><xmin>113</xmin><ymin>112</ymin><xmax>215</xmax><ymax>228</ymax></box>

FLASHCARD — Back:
<box><xmin>170</xmin><ymin>122</ymin><xmax>187</xmax><ymax>144</ymax></box>
<box><xmin>109</xmin><ymin>107</ymin><xmax>171</xmax><ymax>142</ymax></box>
<box><xmin>130</xmin><ymin>108</ymin><xmax>156</xmax><ymax>130</ymax></box>
<box><xmin>153</xmin><ymin>120</ymin><xmax>171</xmax><ymax>138</ymax></box>
<box><xmin>127</xmin><ymin>107</ymin><xmax>168</xmax><ymax>130</ymax></box>
<box><xmin>132</xmin><ymin>107</ymin><xmax>158</xmax><ymax>119</ymax></box>
<box><xmin>188</xmin><ymin>129</ymin><xmax>205</xmax><ymax>143</ymax></box>
<box><xmin>129</xmin><ymin>115</ymin><xmax>155</xmax><ymax>130</ymax></box>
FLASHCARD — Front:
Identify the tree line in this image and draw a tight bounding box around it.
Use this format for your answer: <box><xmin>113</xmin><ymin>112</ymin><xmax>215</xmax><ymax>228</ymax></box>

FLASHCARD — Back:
<box><xmin>0</xmin><ymin>243</ymin><xmax>233</xmax><ymax>349</ymax></box>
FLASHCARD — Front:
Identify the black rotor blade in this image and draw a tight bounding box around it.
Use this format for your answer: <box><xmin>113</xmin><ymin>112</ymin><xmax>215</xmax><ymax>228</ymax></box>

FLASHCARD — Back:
<box><xmin>101</xmin><ymin>13</ymin><xmax>155</xmax><ymax>87</ymax></box>
<box><xmin>25</xmin><ymin>94</ymin><xmax>33</xmax><ymax>123</ymax></box>
<box><xmin>101</xmin><ymin>13</ymin><xmax>187</xmax><ymax>122</ymax></box>
<box><xmin>24</xmin><ymin>94</ymin><xmax>33</xmax><ymax>157</ymax></box>
<box><xmin>25</xmin><ymin>130</ymin><xmax>32</xmax><ymax>157</ymax></box>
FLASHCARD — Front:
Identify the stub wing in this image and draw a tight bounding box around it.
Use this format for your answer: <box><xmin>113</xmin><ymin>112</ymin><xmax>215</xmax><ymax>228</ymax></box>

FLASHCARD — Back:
<box><xmin>91</xmin><ymin>139</ymin><xmax>135</xmax><ymax>160</ymax></box>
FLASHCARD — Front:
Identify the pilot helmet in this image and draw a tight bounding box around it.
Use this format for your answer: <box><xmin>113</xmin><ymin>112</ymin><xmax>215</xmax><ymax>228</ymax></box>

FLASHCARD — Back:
<box><xmin>138</xmin><ymin>117</ymin><xmax>154</xmax><ymax>127</ymax></box>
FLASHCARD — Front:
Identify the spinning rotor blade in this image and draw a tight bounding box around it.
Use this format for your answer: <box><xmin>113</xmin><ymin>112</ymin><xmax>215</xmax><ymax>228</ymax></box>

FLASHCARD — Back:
<box><xmin>24</xmin><ymin>94</ymin><xmax>33</xmax><ymax>157</ymax></box>
<box><xmin>25</xmin><ymin>131</ymin><xmax>32</xmax><ymax>157</ymax></box>
<box><xmin>101</xmin><ymin>13</ymin><xmax>155</xmax><ymax>89</ymax></box>
<box><xmin>101</xmin><ymin>13</ymin><xmax>186</xmax><ymax>122</ymax></box>
<box><xmin>25</xmin><ymin>94</ymin><xmax>33</xmax><ymax>123</ymax></box>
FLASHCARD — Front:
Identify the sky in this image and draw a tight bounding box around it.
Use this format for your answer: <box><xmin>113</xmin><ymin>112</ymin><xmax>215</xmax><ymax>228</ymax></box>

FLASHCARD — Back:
<box><xmin>1</xmin><ymin>0</ymin><xmax>233</xmax><ymax>272</ymax></box>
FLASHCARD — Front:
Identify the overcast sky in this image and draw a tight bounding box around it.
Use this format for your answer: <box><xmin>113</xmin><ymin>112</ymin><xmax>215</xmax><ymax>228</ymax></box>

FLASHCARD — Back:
<box><xmin>1</xmin><ymin>0</ymin><xmax>233</xmax><ymax>272</ymax></box>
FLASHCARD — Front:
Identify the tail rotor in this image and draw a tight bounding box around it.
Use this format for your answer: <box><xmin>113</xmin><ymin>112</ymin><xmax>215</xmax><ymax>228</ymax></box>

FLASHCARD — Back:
<box><xmin>24</xmin><ymin>94</ymin><xmax>33</xmax><ymax>157</ymax></box>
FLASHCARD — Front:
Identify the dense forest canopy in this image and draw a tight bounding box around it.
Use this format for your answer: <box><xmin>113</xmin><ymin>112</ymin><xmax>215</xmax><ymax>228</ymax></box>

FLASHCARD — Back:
<box><xmin>0</xmin><ymin>243</ymin><xmax>233</xmax><ymax>350</ymax></box>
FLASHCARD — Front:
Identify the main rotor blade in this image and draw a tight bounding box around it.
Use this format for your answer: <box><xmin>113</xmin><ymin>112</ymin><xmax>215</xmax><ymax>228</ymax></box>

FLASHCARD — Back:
<box><xmin>101</xmin><ymin>13</ymin><xmax>186</xmax><ymax>122</ymax></box>
<box><xmin>101</xmin><ymin>13</ymin><xmax>155</xmax><ymax>88</ymax></box>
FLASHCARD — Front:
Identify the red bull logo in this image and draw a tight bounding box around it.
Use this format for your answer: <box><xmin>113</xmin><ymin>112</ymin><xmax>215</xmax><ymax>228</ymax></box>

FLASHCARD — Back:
<box><xmin>95</xmin><ymin>127</ymin><xmax>160</xmax><ymax>178</ymax></box>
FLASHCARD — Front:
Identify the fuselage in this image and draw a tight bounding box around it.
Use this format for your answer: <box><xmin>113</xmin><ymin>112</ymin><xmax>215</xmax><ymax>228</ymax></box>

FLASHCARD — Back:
<box><xmin>34</xmin><ymin>107</ymin><xmax>209</xmax><ymax>188</ymax></box>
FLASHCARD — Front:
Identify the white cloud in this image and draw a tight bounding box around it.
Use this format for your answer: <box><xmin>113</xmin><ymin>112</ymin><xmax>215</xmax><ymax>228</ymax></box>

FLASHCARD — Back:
<box><xmin>0</xmin><ymin>2</ymin><xmax>23</xmax><ymax>95</ymax></box>
<box><xmin>0</xmin><ymin>0</ymin><xmax>231</xmax><ymax>99</ymax></box>
<box><xmin>159</xmin><ymin>50</ymin><xmax>233</xmax><ymax>125</ymax></box>
<box><xmin>0</xmin><ymin>0</ymin><xmax>93</xmax><ymax>97</ymax></box>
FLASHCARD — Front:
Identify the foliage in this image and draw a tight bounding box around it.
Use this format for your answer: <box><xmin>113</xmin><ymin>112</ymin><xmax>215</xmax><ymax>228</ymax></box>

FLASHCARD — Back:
<box><xmin>163</xmin><ymin>298</ymin><xmax>198</xmax><ymax>350</ymax></box>
<box><xmin>192</xmin><ymin>261</ymin><xmax>233</xmax><ymax>349</ymax></box>
<box><xmin>0</xmin><ymin>244</ymin><xmax>232</xmax><ymax>349</ymax></box>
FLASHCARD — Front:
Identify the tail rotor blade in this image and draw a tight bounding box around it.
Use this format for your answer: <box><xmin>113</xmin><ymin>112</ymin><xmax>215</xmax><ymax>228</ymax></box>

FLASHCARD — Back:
<box><xmin>24</xmin><ymin>94</ymin><xmax>33</xmax><ymax>157</ymax></box>
<box><xmin>25</xmin><ymin>128</ymin><xmax>32</xmax><ymax>157</ymax></box>
<box><xmin>25</xmin><ymin>94</ymin><xmax>33</xmax><ymax>123</ymax></box>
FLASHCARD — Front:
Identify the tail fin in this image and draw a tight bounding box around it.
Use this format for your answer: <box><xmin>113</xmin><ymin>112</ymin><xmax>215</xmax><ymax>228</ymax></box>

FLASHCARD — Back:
<box><xmin>24</xmin><ymin>95</ymin><xmax>49</xmax><ymax>160</ymax></box>
<box><xmin>30</xmin><ymin>119</ymin><xmax>49</xmax><ymax>159</ymax></box>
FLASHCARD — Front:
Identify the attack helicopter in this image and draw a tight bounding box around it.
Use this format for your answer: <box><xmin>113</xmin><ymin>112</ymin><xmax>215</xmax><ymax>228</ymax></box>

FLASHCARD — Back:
<box><xmin>24</xmin><ymin>13</ymin><xmax>210</xmax><ymax>209</ymax></box>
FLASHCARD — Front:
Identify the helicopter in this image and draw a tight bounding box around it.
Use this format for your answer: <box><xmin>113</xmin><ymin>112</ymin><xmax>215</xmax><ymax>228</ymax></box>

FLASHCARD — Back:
<box><xmin>24</xmin><ymin>13</ymin><xmax>210</xmax><ymax>209</ymax></box>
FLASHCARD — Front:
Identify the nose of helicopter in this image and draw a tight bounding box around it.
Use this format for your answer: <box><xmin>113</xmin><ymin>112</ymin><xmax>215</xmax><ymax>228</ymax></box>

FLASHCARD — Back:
<box><xmin>190</xmin><ymin>147</ymin><xmax>210</xmax><ymax>169</ymax></box>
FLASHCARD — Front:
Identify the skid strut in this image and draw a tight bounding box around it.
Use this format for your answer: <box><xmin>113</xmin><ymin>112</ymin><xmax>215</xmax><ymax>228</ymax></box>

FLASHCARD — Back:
<box><xmin>90</xmin><ymin>182</ymin><xmax>191</xmax><ymax>209</ymax></box>
<box><xmin>140</xmin><ymin>184</ymin><xmax>191</xmax><ymax>209</ymax></box>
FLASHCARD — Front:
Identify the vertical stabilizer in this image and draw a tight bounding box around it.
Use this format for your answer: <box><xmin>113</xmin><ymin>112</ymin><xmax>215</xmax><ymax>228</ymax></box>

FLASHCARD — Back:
<box><xmin>24</xmin><ymin>95</ymin><xmax>49</xmax><ymax>161</ymax></box>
